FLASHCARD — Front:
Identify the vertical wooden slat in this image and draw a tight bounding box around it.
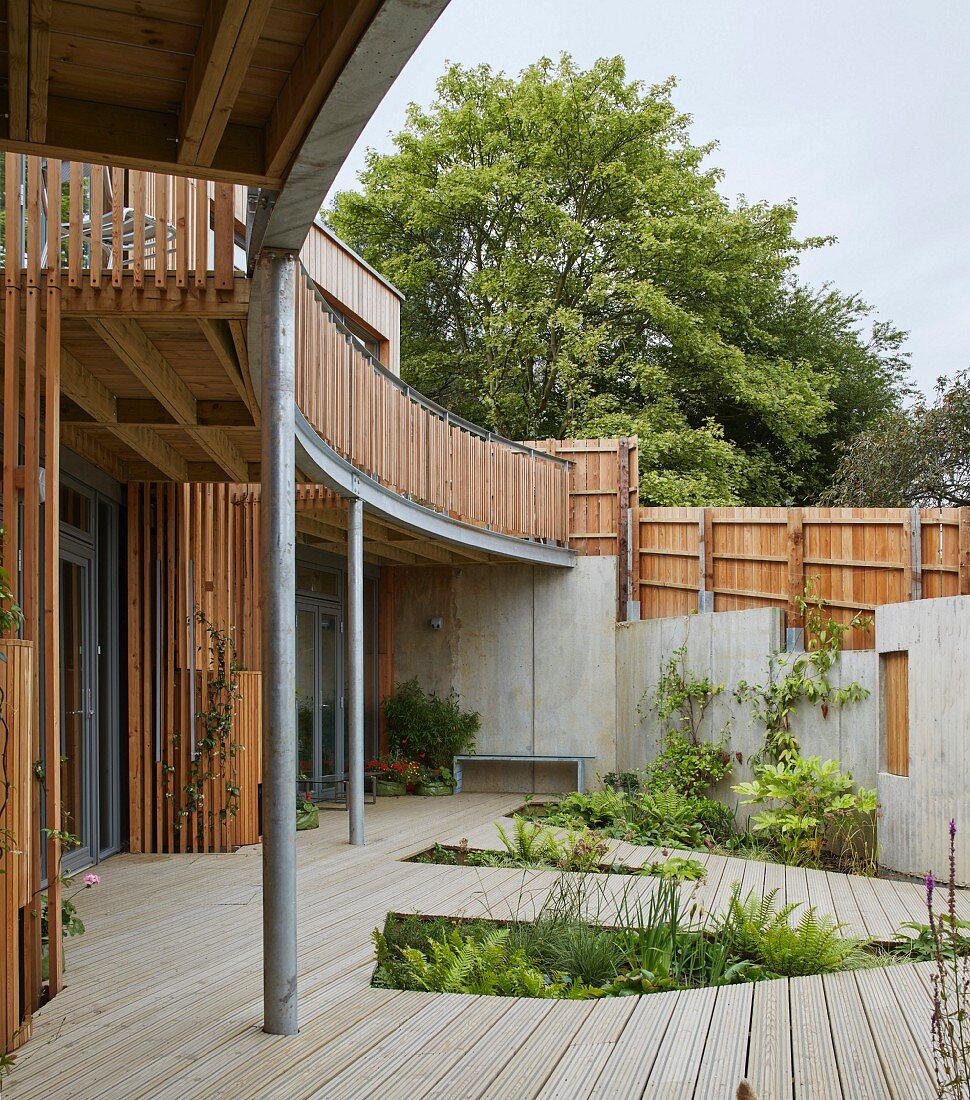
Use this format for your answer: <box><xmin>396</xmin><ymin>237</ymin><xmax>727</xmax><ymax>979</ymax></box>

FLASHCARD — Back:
<box><xmin>960</xmin><ymin>508</ymin><xmax>970</xmax><ymax>596</ymax></box>
<box><xmin>89</xmin><ymin>164</ymin><xmax>103</xmax><ymax>288</ymax></box>
<box><xmin>194</xmin><ymin>179</ymin><xmax>208</xmax><ymax>288</ymax></box>
<box><xmin>154</xmin><ymin>174</ymin><xmax>168</xmax><ymax>287</ymax></box>
<box><xmin>213</xmin><ymin>182</ymin><xmax>234</xmax><ymax>289</ymax></box>
<box><xmin>67</xmin><ymin>162</ymin><xmax>83</xmax><ymax>287</ymax></box>
<box><xmin>787</xmin><ymin>508</ymin><xmax>805</xmax><ymax>640</ymax></box>
<box><xmin>110</xmin><ymin>167</ymin><xmax>124</xmax><ymax>286</ymax></box>
<box><xmin>127</xmin><ymin>485</ymin><xmax>144</xmax><ymax>853</ymax></box>
<box><xmin>42</xmin><ymin>284</ymin><xmax>63</xmax><ymax>994</ymax></box>
<box><xmin>131</xmin><ymin>171</ymin><xmax>145</xmax><ymax>288</ymax></box>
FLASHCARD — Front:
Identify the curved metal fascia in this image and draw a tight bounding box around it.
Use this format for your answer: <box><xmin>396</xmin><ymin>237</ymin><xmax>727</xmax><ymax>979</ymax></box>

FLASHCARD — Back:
<box><xmin>294</xmin><ymin>409</ymin><xmax>575</xmax><ymax>568</ymax></box>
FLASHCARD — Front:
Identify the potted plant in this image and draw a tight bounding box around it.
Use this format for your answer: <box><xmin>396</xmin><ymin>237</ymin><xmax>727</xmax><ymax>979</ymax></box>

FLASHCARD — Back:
<box><xmin>368</xmin><ymin>756</ymin><xmax>420</xmax><ymax>796</ymax></box>
<box><xmin>416</xmin><ymin>766</ymin><xmax>457</xmax><ymax>797</ymax></box>
<box><xmin>296</xmin><ymin>794</ymin><xmax>319</xmax><ymax>830</ymax></box>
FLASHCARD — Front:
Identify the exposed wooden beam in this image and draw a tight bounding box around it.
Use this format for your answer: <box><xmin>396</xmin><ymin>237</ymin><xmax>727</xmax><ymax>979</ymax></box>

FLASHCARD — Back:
<box><xmin>28</xmin><ymin>0</ymin><xmax>52</xmax><ymax>142</ymax></box>
<box><xmin>227</xmin><ymin>319</ymin><xmax>259</xmax><ymax>424</ymax></box>
<box><xmin>179</xmin><ymin>0</ymin><xmax>274</xmax><ymax>168</ymax></box>
<box><xmin>0</xmin><ymin>323</ymin><xmax>118</xmax><ymax>423</ymax></box>
<box><xmin>60</xmin><ymin>424</ymin><xmax>126</xmax><ymax>481</ymax></box>
<box><xmin>106</xmin><ymin>425</ymin><xmax>188</xmax><ymax>481</ymax></box>
<box><xmin>265</xmin><ymin>0</ymin><xmax>381</xmax><ymax>179</ymax></box>
<box><xmin>56</xmin><ymin>277</ymin><xmax>251</xmax><ymax>317</ymax></box>
<box><xmin>198</xmin><ymin>318</ymin><xmax>258</xmax><ymax>421</ymax></box>
<box><xmin>90</xmin><ymin>318</ymin><xmax>197</xmax><ymax>425</ymax></box>
<box><xmin>63</xmin><ymin>398</ymin><xmax>252</xmax><ymax>428</ymax></box>
<box><xmin>7</xmin><ymin>2</ymin><xmax>29</xmax><ymax>141</ymax></box>
<box><xmin>186</xmin><ymin>427</ymin><xmax>247</xmax><ymax>482</ymax></box>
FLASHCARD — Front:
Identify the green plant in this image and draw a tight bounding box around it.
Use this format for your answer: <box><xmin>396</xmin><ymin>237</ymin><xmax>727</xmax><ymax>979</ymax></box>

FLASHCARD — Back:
<box><xmin>733</xmin><ymin>755</ymin><xmax>877</xmax><ymax>870</ymax></box>
<box><xmin>601</xmin><ymin>770</ymin><xmax>642</xmax><ymax>795</ymax></box>
<box><xmin>164</xmin><ymin>611</ymin><xmax>243</xmax><ymax>845</ymax></box>
<box><xmin>717</xmin><ymin>885</ymin><xmax>869</xmax><ymax>977</ymax></box>
<box><xmin>374</xmin><ymin>925</ymin><xmax>595</xmax><ymax>998</ymax></box>
<box><xmin>642</xmin><ymin>855</ymin><xmax>707</xmax><ymax>882</ymax></box>
<box><xmin>735</xmin><ymin>581</ymin><xmax>870</xmax><ymax>765</ymax></box>
<box><xmin>382</xmin><ymin>678</ymin><xmax>480</xmax><ymax>770</ymax></box>
<box><xmin>647</xmin><ymin>731</ymin><xmax>732</xmax><ymax>799</ymax></box>
<box><xmin>926</xmin><ymin>820</ymin><xmax>970</xmax><ymax>1098</ymax></box>
<box><xmin>495</xmin><ymin>816</ymin><xmax>564</xmax><ymax>867</ymax></box>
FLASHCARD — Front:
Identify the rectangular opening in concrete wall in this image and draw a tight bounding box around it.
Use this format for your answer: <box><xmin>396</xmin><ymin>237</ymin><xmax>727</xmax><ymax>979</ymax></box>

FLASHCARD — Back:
<box><xmin>881</xmin><ymin>650</ymin><xmax>910</xmax><ymax>777</ymax></box>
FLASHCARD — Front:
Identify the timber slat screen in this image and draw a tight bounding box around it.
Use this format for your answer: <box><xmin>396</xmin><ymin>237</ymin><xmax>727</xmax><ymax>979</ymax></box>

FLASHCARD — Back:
<box><xmin>637</xmin><ymin>506</ymin><xmax>970</xmax><ymax>648</ymax></box>
<box><xmin>294</xmin><ymin>271</ymin><xmax>570</xmax><ymax>545</ymax></box>
<box><xmin>127</xmin><ymin>484</ymin><xmax>262</xmax><ymax>855</ymax></box>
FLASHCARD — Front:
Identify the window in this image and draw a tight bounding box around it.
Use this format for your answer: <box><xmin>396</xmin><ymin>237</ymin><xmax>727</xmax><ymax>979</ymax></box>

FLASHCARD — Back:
<box><xmin>296</xmin><ymin>562</ymin><xmax>339</xmax><ymax>598</ymax></box>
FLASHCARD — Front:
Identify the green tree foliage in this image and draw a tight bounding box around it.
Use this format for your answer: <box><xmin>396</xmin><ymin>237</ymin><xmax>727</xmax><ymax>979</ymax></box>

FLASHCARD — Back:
<box><xmin>328</xmin><ymin>55</ymin><xmax>908</xmax><ymax>504</ymax></box>
<box><xmin>825</xmin><ymin>370</ymin><xmax>970</xmax><ymax>506</ymax></box>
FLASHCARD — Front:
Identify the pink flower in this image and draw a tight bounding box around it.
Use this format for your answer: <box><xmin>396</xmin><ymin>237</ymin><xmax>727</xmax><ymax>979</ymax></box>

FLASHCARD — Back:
<box><xmin>83</xmin><ymin>873</ymin><xmax>101</xmax><ymax>887</ymax></box>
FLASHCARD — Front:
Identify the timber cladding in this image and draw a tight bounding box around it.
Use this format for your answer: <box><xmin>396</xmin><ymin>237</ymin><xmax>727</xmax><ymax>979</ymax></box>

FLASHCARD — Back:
<box><xmin>637</xmin><ymin>506</ymin><xmax>970</xmax><ymax>649</ymax></box>
<box><xmin>0</xmin><ymin>641</ymin><xmax>35</xmax><ymax>1053</ymax></box>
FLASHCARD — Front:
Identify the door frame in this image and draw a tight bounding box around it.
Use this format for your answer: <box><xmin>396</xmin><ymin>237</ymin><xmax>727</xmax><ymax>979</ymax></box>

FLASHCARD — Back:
<box><xmin>296</xmin><ymin>596</ymin><xmax>344</xmax><ymax>792</ymax></box>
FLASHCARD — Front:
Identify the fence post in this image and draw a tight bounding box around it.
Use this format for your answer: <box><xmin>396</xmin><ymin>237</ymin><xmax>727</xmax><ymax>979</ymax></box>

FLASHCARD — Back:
<box><xmin>786</xmin><ymin>508</ymin><xmax>805</xmax><ymax>651</ymax></box>
<box><xmin>960</xmin><ymin>508</ymin><xmax>970</xmax><ymax>596</ymax></box>
<box><xmin>617</xmin><ymin>438</ymin><xmax>631</xmax><ymax>621</ymax></box>
<box><xmin>697</xmin><ymin>508</ymin><xmax>714</xmax><ymax>612</ymax></box>
<box><xmin>908</xmin><ymin>507</ymin><xmax>922</xmax><ymax>602</ymax></box>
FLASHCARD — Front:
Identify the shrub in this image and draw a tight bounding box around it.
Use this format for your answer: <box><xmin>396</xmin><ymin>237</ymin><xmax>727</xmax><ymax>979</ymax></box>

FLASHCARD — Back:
<box><xmin>382</xmin><ymin>679</ymin><xmax>480</xmax><ymax>770</ymax></box>
<box><xmin>647</xmin><ymin>731</ymin><xmax>732</xmax><ymax>798</ymax></box>
<box><xmin>642</xmin><ymin>856</ymin><xmax>707</xmax><ymax>882</ymax></box>
<box><xmin>717</xmin><ymin>885</ymin><xmax>869</xmax><ymax>977</ymax></box>
<box><xmin>732</xmin><ymin>755</ymin><xmax>877</xmax><ymax>870</ymax></box>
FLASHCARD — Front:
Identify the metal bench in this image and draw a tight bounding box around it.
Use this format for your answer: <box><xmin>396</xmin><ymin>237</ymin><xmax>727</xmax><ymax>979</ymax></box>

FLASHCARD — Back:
<box><xmin>298</xmin><ymin>772</ymin><xmax>378</xmax><ymax>806</ymax></box>
<box><xmin>452</xmin><ymin>754</ymin><xmax>597</xmax><ymax>794</ymax></box>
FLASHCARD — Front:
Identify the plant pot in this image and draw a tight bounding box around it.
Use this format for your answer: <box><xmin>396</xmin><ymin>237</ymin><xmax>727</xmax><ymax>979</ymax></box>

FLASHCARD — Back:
<box><xmin>416</xmin><ymin>783</ymin><xmax>453</xmax><ymax>797</ymax></box>
<box><xmin>376</xmin><ymin>779</ymin><xmax>407</xmax><ymax>797</ymax></box>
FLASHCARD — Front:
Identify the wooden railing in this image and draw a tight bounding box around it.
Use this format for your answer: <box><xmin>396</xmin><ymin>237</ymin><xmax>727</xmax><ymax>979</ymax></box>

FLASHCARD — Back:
<box><xmin>294</xmin><ymin>268</ymin><xmax>570</xmax><ymax>545</ymax></box>
<box><xmin>637</xmin><ymin>506</ymin><xmax>970</xmax><ymax>648</ymax></box>
<box><xmin>1</xmin><ymin>154</ymin><xmax>244</xmax><ymax>287</ymax></box>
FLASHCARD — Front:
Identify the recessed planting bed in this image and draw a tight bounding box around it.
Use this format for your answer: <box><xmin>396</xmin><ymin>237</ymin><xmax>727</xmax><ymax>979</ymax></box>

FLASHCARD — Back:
<box><xmin>372</xmin><ymin>874</ymin><xmax>957</xmax><ymax>1001</ymax></box>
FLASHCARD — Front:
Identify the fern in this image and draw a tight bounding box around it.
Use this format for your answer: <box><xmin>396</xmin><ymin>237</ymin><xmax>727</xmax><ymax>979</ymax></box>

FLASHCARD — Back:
<box><xmin>717</xmin><ymin>885</ymin><xmax>869</xmax><ymax>976</ymax></box>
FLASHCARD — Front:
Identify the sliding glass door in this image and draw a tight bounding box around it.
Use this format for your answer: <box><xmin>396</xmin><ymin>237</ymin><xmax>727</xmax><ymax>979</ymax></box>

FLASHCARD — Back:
<box><xmin>296</xmin><ymin>598</ymin><xmax>343</xmax><ymax>794</ymax></box>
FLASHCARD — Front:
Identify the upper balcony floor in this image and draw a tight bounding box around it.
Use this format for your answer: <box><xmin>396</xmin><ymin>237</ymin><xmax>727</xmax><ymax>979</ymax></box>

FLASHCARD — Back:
<box><xmin>0</xmin><ymin>155</ymin><xmax>574</xmax><ymax>563</ymax></box>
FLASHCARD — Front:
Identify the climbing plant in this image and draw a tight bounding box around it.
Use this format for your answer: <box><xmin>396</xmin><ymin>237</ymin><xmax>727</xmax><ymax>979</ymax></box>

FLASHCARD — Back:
<box><xmin>164</xmin><ymin>610</ymin><xmax>242</xmax><ymax>845</ymax></box>
<box><xmin>735</xmin><ymin>582</ymin><xmax>870</xmax><ymax>766</ymax></box>
<box><xmin>638</xmin><ymin>621</ymin><xmax>733</xmax><ymax>797</ymax></box>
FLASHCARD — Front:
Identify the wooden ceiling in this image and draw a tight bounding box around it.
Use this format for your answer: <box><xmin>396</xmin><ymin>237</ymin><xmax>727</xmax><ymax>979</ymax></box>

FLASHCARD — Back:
<box><xmin>0</xmin><ymin>0</ymin><xmax>383</xmax><ymax>185</ymax></box>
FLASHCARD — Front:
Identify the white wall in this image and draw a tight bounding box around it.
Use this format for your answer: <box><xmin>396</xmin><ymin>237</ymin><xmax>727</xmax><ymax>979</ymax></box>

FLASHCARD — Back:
<box><xmin>877</xmin><ymin>596</ymin><xmax>970</xmax><ymax>884</ymax></box>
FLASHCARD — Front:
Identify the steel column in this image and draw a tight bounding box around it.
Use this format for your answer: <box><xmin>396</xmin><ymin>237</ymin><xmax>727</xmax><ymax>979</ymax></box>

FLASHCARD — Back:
<box><xmin>347</xmin><ymin>495</ymin><xmax>365</xmax><ymax>845</ymax></box>
<box><xmin>258</xmin><ymin>248</ymin><xmax>298</xmax><ymax>1036</ymax></box>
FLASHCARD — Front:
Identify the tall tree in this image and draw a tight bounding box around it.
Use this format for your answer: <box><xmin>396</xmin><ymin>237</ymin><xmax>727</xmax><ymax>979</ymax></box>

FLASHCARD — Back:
<box><xmin>825</xmin><ymin>371</ymin><xmax>970</xmax><ymax>507</ymax></box>
<box><xmin>328</xmin><ymin>55</ymin><xmax>908</xmax><ymax>504</ymax></box>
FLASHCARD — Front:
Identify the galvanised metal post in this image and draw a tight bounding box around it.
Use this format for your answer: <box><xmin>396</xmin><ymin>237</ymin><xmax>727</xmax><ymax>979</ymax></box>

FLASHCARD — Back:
<box><xmin>347</xmin><ymin>493</ymin><xmax>365</xmax><ymax>845</ymax></box>
<box><xmin>259</xmin><ymin>248</ymin><xmax>298</xmax><ymax>1035</ymax></box>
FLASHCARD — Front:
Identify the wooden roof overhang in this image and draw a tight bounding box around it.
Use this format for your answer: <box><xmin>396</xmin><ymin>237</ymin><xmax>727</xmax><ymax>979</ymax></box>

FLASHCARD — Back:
<box><xmin>0</xmin><ymin>0</ymin><xmax>447</xmax><ymax>207</ymax></box>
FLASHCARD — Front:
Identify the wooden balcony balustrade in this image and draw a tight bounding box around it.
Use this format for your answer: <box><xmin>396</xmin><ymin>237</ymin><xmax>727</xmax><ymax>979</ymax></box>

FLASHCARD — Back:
<box><xmin>0</xmin><ymin>155</ymin><xmax>244</xmax><ymax>288</ymax></box>
<box><xmin>295</xmin><ymin>270</ymin><xmax>571</xmax><ymax>546</ymax></box>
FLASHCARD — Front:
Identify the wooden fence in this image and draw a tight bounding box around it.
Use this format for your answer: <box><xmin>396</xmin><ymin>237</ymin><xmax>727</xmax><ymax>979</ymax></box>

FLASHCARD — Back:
<box><xmin>0</xmin><ymin>640</ymin><xmax>36</xmax><ymax>1054</ymax></box>
<box><xmin>637</xmin><ymin>506</ymin><xmax>970</xmax><ymax>648</ymax></box>
<box><xmin>295</xmin><ymin>270</ymin><xmax>571</xmax><ymax>545</ymax></box>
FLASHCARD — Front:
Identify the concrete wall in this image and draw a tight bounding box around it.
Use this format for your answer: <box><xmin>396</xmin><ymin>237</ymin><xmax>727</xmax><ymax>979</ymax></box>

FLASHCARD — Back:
<box><xmin>393</xmin><ymin>557</ymin><xmax>618</xmax><ymax>792</ymax></box>
<box><xmin>877</xmin><ymin>596</ymin><xmax>970</xmax><ymax>884</ymax></box>
<box><xmin>615</xmin><ymin>609</ymin><xmax>879</xmax><ymax>819</ymax></box>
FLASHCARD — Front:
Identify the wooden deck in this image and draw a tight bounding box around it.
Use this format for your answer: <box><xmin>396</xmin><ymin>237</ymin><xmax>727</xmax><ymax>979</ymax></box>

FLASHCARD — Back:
<box><xmin>6</xmin><ymin>795</ymin><xmax>944</xmax><ymax>1099</ymax></box>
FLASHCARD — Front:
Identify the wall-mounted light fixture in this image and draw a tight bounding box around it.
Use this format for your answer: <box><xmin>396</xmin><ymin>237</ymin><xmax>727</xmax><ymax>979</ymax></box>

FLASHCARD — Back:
<box><xmin>429</xmin><ymin>616</ymin><xmax>443</xmax><ymax>631</ymax></box>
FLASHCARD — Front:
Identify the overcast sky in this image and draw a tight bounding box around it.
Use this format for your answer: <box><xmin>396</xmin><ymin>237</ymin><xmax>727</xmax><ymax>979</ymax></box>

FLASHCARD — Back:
<box><xmin>329</xmin><ymin>0</ymin><xmax>970</xmax><ymax>396</ymax></box>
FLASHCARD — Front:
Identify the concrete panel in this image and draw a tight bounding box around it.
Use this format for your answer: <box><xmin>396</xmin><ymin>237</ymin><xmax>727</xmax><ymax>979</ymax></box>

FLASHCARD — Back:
<box><xmin>392</xmin><ymin>558</ymin><xmax>618</xmax><ymax>793</ymax></box>
<box><xmin>877</xmin><ymin>596</ymin><xmax>970</xmax><ymax>883</ymax></box>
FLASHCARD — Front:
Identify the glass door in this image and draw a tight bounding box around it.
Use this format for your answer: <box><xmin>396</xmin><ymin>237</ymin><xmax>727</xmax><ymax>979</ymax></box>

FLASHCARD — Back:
<box><xmin>295</xmin><ymin>598</ymin><xmax>342</xmax><ymax>796</ymax></box>
<box><xmin>60</xmin><ymin>547</ymin><xmax>97</xmax><ymax>872</ymax></box>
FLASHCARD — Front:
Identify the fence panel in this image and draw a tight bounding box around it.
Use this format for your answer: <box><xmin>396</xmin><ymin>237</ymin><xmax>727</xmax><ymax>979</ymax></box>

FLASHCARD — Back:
<box><xmin>636</xmin><ymin>506</ymin><xmax>970</xmax><ymax>648</ymax></box>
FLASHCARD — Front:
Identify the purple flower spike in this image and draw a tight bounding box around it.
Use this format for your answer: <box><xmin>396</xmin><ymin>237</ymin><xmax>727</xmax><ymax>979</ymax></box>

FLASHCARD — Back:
<box><xmin>951</xmin><ymin>819</ymin><xmax>957</xmax><ymax>839</ymax></box>
<box><xmin>927</xmin><ymin>872</ymin><xmax>936</xmax><ymax>903</ymax></box>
